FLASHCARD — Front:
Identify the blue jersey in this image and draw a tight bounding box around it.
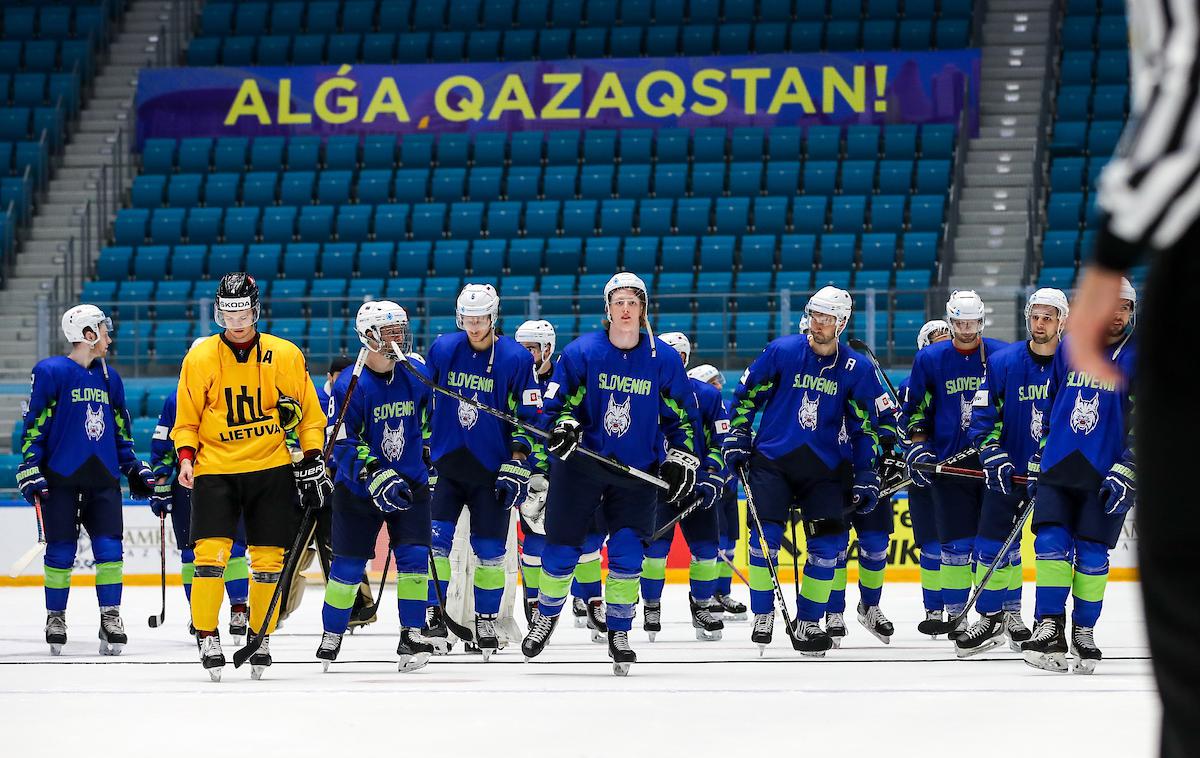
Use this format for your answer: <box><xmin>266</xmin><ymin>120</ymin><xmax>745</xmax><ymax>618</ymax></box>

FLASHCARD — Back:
<box><xmin>151</xmin><ymin>392</ymin><xmax>178</xmax><ymax>480</ymax></box>
<box><xmin>541</xmin><ymin>330</ymin><xmax>699</xmax><ymax>470</ymax></box>
<box><xmin>330</xmin><ymin>362</ymin><xmax>433</xmax><ymax>499</ymax></box>
<box><xmin>425</xmin><ymin>332</ymin><xmax>543</xmax><ymax>476</ymax></box>
<box><xmin>691</xmin><ymin>376</ymin><xmax>729</xmax><ymax>473</ymax></box>
<box><xmin>20</xmin><ymin>356</ymin><xmax>139</xmax><ymax>481</ymax></box>
<box><xmin>903</xmin><ymin>337</ymin><xmax>1009</xmax><ymax>458</ymax></box>
<box><xmin>732</xmin><ymin>336</ymin><xmax>883</xmax><ymax>473</ymax></box>
<box><xmin>1039</xmin><ymin>334</ymin><xmax>1136</xmax><ymax>486</ymax></box>
<box><xmin>968</xmin><ymin>341</ymin><xmax>1055</xmax><ymax>474</ymax></box>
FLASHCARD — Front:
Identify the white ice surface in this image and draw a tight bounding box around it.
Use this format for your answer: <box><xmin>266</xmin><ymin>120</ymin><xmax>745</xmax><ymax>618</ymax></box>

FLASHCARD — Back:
<box><xmin>0</xmin><ymin>583</ymin><xmax>1158</xmax><ymax>757</ymax></box>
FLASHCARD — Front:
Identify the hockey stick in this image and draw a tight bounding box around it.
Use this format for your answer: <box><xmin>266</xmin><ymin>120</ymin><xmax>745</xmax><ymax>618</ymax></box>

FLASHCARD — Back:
<box><xmin>788</xmin><ymin>507</ymin><xmax>802</xmax><ymax>614</ymax></box>
<box><xmin>880</xmin><ymin>446</ymin><xmax>980</xmax><ymax>499</ymax></box>
<box><xmin>234</xmin><ymin>349</ymin><xmax>367</xmax><ymax>668</ymax></box>
<box><xmin>427</xmin><ymin>551</ymin><xmax>476</xmax><ymax>642</ymax></box>
<box><xmin>395</xmin><ymin>353</ymin><xmax>669</xmax><ymax>492</ymax></box>
<box><xmin>738</xmin><ymin>466</ymin><xmax>805</xmax><ymax>651</ymax></box>
<box><xmin>648</xmin><ymin>493</ymin><xmax>706</xmax><ymax>542</ymax></box>
<box><xmin>147</xmin><ymin>514</ymin><xmax>167</xmax><ymax>628</ymax></box>
<box><xmin>7</xmin><ymin>495</ymin><xmax>46</xmax><ymax>577</ymax></box>
<box><xmin>847</xmin><ymin>338</ymin><xmax>903</xmax><ymax>406</ymax></box>
<box><xmin>716</xmin><ymin>551</ymin><xmax>752</xmax><ymax>588</ymax></box>
<box><xmin>909</xmin><ymin>462</ymin><xmax>1031</xmax><ymax>486</ymax></box>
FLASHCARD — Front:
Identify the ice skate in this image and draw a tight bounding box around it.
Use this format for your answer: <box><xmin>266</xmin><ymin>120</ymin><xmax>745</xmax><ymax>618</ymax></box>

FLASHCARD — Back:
<box><xmin>856</xmin><ymin>602</ymin><xmax>894</xmax><ymax>644</ymax></box>
<box><xmin>228</xmin><ymin>604</ymin><xmax>248</xmax><ymax>644</ymax></box>
<box><xmin>98</xmin><ymin>608</ymin><xmax>127</xmax><ymax>656</ymax></box>
<box><xmin>521</xmin><ymin>611</ymin><xmax>559</xmax><ymax>660</ymax></box>
<box><xmin>607</xmin><ymin>629</ymin><xmax>636</xmax><ymax>676</ymax></box>
<box><xmin>643</xmin><ymin>600</ymin><xmax>662</xmax><ymax>642</ymax></box>
<box><xmin>954</xmin><ymin>613</ymin><xmax>1006</xmax><ymax>658</ymax></box>
<box><xmin>316</xmin><ymin>631</ymin><xmax>342</xmax><ymax>672</ymax></box>
<box><xmin>918</xmin><ymin>609</ymin><xmax>944</xmax><ymax>639</ymax></box>
<box><xmin>523</xmin><ymin>596</ymin><xmax>538</xmax><ymax>625</ymax></box>
<box><xmin>715</xmin><ymin>593</ymin><xmax>748</xmax><ymax>621</ymax></box>
<box><xmin>45</xmin><ymin>611</ymin><xmax>66</xmax><ymax>656</ymax></box>
<box><xmin>792</xmin><ymin>619</ymin><xmax>834</xmax><ymax>656</ymax></box>
<box><xmin>1004</xmin><ymin>611</ymin><xmax>1032</xmax><ymax>652</ymax></box>
<box><xmin>397</xmin><ymin>627</ymin><xmax>445</xmax><ymax>672</ymax></box>
<box><xmin>689</xmin><ymin>595</ymin><xmax>724</xmax><ymax>641</ymax></box>
<box><xmin>751</xmin><ymin>612</ymin><xmax>774</xmax><ymax>655</ymax></box>
<box><xmin>947</xmin><ymin>613</ymin><xmax>969</xmax><ymax>641</ymax></box>
<box><xmin>249</xmin><ymin>636</ymin><xmax>272</xmax><ymax>680</ymax></box>
<box><xmin>422</xmin><ymin>606</ymin><xmax>453</xmax><ymax>655</ymax></box>
<box><xmin>1021</xmin><ymin>614</ymin><xmax>1069</xmax><ymax>673</ymax></box>
<box><xmin>824</xmin><ymin>611</ymin><xmax>847</xmax><ymax>648</ymax></box>
<box><xmin>196</xmin><ymin>632</ymin><xmax>225</xmax><ymax>682</ymax></box>
<box><xmin>572</xmin><ymin>596</ymin><xmax>588</xmax><ymax>628</ymax></box>
<box><xmin>585</xmin><ymin>598</ymin><xmax>607</xmax><ymax>644</ymax></box>
<box><xmin>475</xmin><ymin>613</ymin><xmax>500</xmax><ymax>661</ymax></box>
<box><xmin>1069</xmin><ymin>625</ymin><xmax>1102</xmax><ymax>675</ymax></box>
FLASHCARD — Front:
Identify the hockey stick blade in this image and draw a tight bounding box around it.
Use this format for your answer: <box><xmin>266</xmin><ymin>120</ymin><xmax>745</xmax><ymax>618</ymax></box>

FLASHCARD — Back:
<box><xmin>428</xmin><ymin>552</ymin><xmax>475</xmax><ymax>642</ymax></box>
<box><xmin>8</xmin><ymin>541</ymin><xmax>45</xmax><ymax>578</ymax></box>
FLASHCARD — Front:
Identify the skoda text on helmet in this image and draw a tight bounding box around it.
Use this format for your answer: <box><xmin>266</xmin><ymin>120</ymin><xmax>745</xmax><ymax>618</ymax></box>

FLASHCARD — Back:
<box><xmin>214</xmin><ymin>272</ymin><xmax>261</xmax><ymax>330</ymax></box>
<box><xmin>659</xmin><ymin>331</ymin><xmax>692</xmax><ymax>365</ymax></box>
<box><xmin>61</xmin><ymin>304</ymin><xmax>112</xmax><ymax>346</ymax></box>
<box><xmin>804</xmin><ymin>286</ymin><xmax>853</xmax><ymax>336</ymax></box>
<box><xmin>357</xmin><ymin>300</ymin><xmax>412</xmax><ymax>360</ymax></box>
<box><xmin>456</xmin><ymin>283</ymin><xmax>500</xmax><ymax>331</ymax></box>
<box><xmin>945</xmin><ymin>290</ymin><xmax>986</xmax><ymax>341</ymax></box>
<box><xmin>515</xmin><ymin>319</ymin><xmax>556</xmax><ymax>365</ymax></box>
<box><xmin>917</xmin><ymin>319</ymin><xmax>951</xmax><ymax>350</ymax></box>
<box><xmin>1024</xmin><ymin>288</ymin><xmax>1070</xmax><ymax>338</ymax></box>
<box><xmin>687</xmin><ymin>364</ymin><xmax>721</xmax><ymax>385</ymax></box>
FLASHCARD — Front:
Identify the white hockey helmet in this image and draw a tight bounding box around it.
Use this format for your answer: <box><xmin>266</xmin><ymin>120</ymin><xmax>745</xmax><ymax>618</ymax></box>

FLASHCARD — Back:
<box><xmin>455</xmin><ymin>283</ymin><xmax>500</xmax><ymax>330</ymax></box>
<box><xmin>515</xmin><ymin>318</ymin><xmax>556</xmax><ymax>359</ymax></box>
<box><xmin>1119</xmin><ymin>277</ymin><xmax>1137</xmax><ymax>306</ymax></box>
<box><xmin>687</xmin><ymin>364</ymin><xmax>721</xmax><ymax>384</ymax></box>
<box><xmin>946</xmin><ymin>290</ymin><xmax>986</xmax><ymax>338</ymax></box>
<box><xmin>356</xmin><ymin>300</ymin><xmax>411</xmax><ymax>359</ymax></box>
<box><xmin>659</xmin><ymin>331</ymin><xmax>691</xmax><ymax>365</ymax></box>
<box><xmin>798</xmin><ymin>315</ymin><xmax>811</xmax><ymax>335</ymax></box>
<box><xmin>603</xmin><ymin>271</ymin><xmax>648</xmax><ymax>312</ymax></box>
<box><xmin>1025</xmin><ymin>287</ymin><xmax>1069</xmax><ymax>334</ymax></box>
<box><xmin>804</xmin><ymin>285</ymin><xmax>853</xmax><ymax>334</ymax></box>
<box><xmin>61</xmin><ymin>304</ymin><xmax>112</xmax><ymax>345</ymax></box>
<box><xmin>917</xmin><ymin>319</ymin><xmax>951</xmax><ymax>350</ymax></box>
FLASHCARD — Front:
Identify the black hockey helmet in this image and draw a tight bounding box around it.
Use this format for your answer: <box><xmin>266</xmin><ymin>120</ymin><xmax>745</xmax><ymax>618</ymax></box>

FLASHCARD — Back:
<box><xmin>214</xmin><ymin>272</ymin><xmax>260</xmax><ymax>329</ymax></box>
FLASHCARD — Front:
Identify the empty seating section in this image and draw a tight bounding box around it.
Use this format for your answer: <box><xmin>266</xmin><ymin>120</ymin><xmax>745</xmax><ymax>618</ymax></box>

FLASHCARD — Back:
<box><xmin>1043</xmin><ymin>1</ymin><xmax>1130</xmax><ymax>290</ymax></box>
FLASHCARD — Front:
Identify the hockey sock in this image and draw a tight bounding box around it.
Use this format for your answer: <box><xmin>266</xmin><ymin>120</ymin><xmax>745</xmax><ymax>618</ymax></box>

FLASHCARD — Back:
<box><xmin>919</xmin><ymin>542</ymin><xmax>943</xmax><ymax>611</ymax></box>
<box><xmin>572</xmin><ymin>550</ymin><xmax>603</xmax><ymax>600</ymax></box>
<box><xmin>748</xmin><ymin>520</ymin><xmax>783</xmax><ymax>615</ymax></box>
<box><xmin>604</xmin><ymin>529</ymin><xmax>643</xmax><ymax>632</ymax></box>
<box><xmin>394</xmin><ymin>544</ymin><xmax>429</xmax><ymax>629</ymax></box>
<box><xmin>427</xmin><ymin>553</ymin><xmax>451</xmax><ymax>606</ymax></box>
<box><xmin>537</xmin><ymin>543</ymin><xmax>581</xmax><ymax>617</ymax></box>
<box><xmin>322</xmin><ymin>556</ymin><xmax>364</xmax><ymax>634</ymax></box>
<box><xmin>827</xmin><ymin>552</ymin><xmax>849</xmax><ymax>615</ymax></box>
<box><xmin>428</xmin><ymin>520</ymin><xmax>454</xmax><ymax>605</ymax></box>
<box><xmin>91</xmin><ymin>536</ymin><xmax>123</xmax><ymax>608</ymax></box>
<box><xmin>191</xmin><ymin>537</ymin><xmax>232</xmax><ymax>632</ymax></box>
<box><xmin>1071</xmin><ymin>540</ymin><xmax>1109</xmax><ymax>627</ymax></box>
<box><xmin>1033</xmin><ymin>526</ymin><xmax>1074</xmax><ymax>620</ymax></box>
<box><xmin>1003</xmin><ymin>545</ymin><xmax>1024</xmax><ymax>613</ymax></box>
<box><xmin>470</xmin><ymin>537</ymin><xmax>506</xmax><ymax>615</ymax></box>
<box><xmin>248</xmin><ymin>544</ymin><xmax>285</xmax><ymax>635</ymax></box>
<box><xmin>941</xmin><ymin>539</ymin><xmax>974</xmax><ymax>616</ymax></box>
<box><xmin>224</xmin><ymin>541</ymin><xmax>249</xmax><ymax>604</ymax></box>
<box><xmin>689</xmin><ymin>553</ymin><xmax>719</xmax><ymax>603</ymax></box>
<box><xmin>640</xmin><ymin>550</ymin><xmax>668</xmax><ymax>604</ymax></box>
<box><xmin>43</xmin><ymin>541</ymin><xmax>75</xmax><ymax>612</ymax></box>
<box><xmin>796</xmin><ymin>534</ymin><xmax>840</xmax><ymax>622</ymax></box>
<box><xmin>520</xmin><ymin>532</ymin><xmax>544</xmax><ymax>599</ymax></box>
<box><xmin>180</xmin><ymin>547</ymin><xmax>195</xmax><ymax>601</ymax></box>
<box><xmin>857</xmin><ymin>532</ymin><xmax>888</xmax><ymax>608</ymax></box>
<box><xmin>716</xmin><ymin>552</ymin><xmax>734</xmax><ymax>596</ymax></box>
<box><xmin>973</xmin><ymin>537</ymin><xmax>1008</xmax><ymax>615</ymax></box>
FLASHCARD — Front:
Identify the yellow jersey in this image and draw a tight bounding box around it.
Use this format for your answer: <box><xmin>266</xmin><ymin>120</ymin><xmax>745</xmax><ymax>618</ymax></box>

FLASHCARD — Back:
<box><xmin>172</xmin><ymin>332</ymin><xmax>326</xmax><ymax>476</ymax></box>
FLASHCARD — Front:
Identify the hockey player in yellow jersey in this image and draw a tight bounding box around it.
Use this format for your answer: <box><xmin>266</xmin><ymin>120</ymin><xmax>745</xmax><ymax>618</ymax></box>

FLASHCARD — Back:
<box><xmin>172</xmin><ymin>273</ymin><xmax>329</xmax><ymax>680</ymax></box>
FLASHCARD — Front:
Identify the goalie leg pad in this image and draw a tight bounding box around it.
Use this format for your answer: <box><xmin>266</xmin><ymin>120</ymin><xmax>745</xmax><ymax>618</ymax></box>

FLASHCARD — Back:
<box><xmin>796</xmin><ymin>533</ymin><xmax>841</xmax><ymax>622</ymax></box>
<box><xmin>604</xmin><ymin>528</ymin><xmax>643</xmax><ymax>632</ymax></box>
<box><xmin>43</xmin><ymin>541</ymin><xmax>76</xmax><ymax>612</ymax></box>
<box><xmin>248</xmin><ymin>545</ymin><xmax>285</xmax><ymax>635</ymax></box>
<box><xmin>1071</xmin><ymin>540</ymin><xmax>1110</xmax><ymax>628</ymax></box>
<box><xmin>91</xmin><ymin>535</ymin><xmax>124</xmax><ymax>609</ymax></box>
<box><xmin>748</xmin><ymin>519</ymin><xmax>783</xmax><ymax>615</ymax></box>
<box><xmin>192</xmin><ymin>537</ymin><xmax>233</xmax><ymax>633</ymax></box>
<box><xmin>1034</xmin><ymin>525</ymin><xmax>1074</xmax><ymax>621</ymax></box>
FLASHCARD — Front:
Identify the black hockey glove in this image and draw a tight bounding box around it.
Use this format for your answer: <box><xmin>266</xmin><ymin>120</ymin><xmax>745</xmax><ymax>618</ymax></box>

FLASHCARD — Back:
<box><xmin>660</xmin><ymin>448</ymin><xmax>699</xmax><ymax>504</ymax></box>
<box><xmin>293</xmin><ymin>454</ymin><xmax>333</xmax><ymax>510</ymax></box>
<box><xmin>546</xmin><ymin>417</ymin><xmax>582</xmax><ymax>460</ymax></box>
<box><xmin>124</xmin><ymin>460</ymin><xmax>156</xmax><ymax>500</ymax></box>
<box><xmin>692</xmin><ymin>469</ymin><xmax>727</xmax><ymax>512</ymax></box>
<box><xmin>877</xmin><ymin>442</ymin><xmax>906</xmax><ymax>491</ymax></box>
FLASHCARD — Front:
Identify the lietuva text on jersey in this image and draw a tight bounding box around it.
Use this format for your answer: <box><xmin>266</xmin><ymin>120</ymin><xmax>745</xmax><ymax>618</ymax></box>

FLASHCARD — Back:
<box><xmin>172</xmin><ymin>334</ymin><xmax>327</xmax><ymax>476</ymax></box>
<box><xmin>903</xmin><ymin>337</ymin><xmax>1009</xmax><ymax>458</ymax></box>
<box><xmin>330</xmin><ymin>361</ymin><xmax>433</xmax><ymax>498</ymax></box>
<box><xmin>1039</xmin><ymin>334</ymin><xmax>1136</xmax><ymax>488</ymax></box>
<box><xmin>20</xmin><ymin>356</ymin><xmax>139</xmax><ymax>481</ymax></box>
<box><xmin>540</xmin><ymin>331</ymin><xmax>698</xmax><ymax>470</ymax></box>
<box><xmin>425</xmin><ymin>332</ymin><xmax>543</xmax><ymax>474</ymax></box>
<box><xmin>731</xmin><ymin>336</ymin><xmax>884</xmax><ymax>472</ymax></box>
<box><xmin>968</xmin><ymin>341</ymin><xmax>1054</xmax><ymax>473</ymax></box>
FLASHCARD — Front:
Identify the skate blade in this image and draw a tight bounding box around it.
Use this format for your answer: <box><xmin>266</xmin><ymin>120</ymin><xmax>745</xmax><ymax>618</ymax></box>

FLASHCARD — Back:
<box><xmin>1071</xmin><ymin>657</ymin><xmax>1098</xmax><ymax>675</ymax></box>
<box><xmin>729</xmin><ymin>612</ymin><xmax>748</xmax><ymax>622</ymax></box>
<box><xmin>757</xmin><ymin>643</ymin><xmax>768</xmax><ymax>657</ymax></box>
<box><xmin>612</xmin><ymin>662</ymin><xmax>631</xmax><ymax>676</ymax></box>
<box><xmin>207</xmin><ymin>667</ymin><xmax>223</xmax><ymax>682</ymax></box>
<box><xmin>480</xmin><ymin>648</ymin><xmax>493</xmax><ymax>662</ymax></box>
<box><xmin>646</xmin><ymin>631</ymin><xmax>657</xmax><ymax>642</ymax></box>
<box><xmin>799</xmin><ymin>649</ymin><xmax>827</xmax><ymax>658</ymax></box>
<box><xmin>955</xmin><ymin>636</ymin><xmax>1005</xmax><ymax>659</ymax></box>
<box><xmin>99</xmin><ymin>642</ymin><xmax>124</xmax><ymax>656</ymax></box>
<box><xmin>1022</xmin><ymin>650</ymin><xmax>1069</xmax><ymax>672</ymax></box>
<box><xmin>829</xmin><ymin>636</ymin><xmax>842</xmax><ymax>649</ymax></box>
<box><xmin>398</xmin><ymin>652</ymin><xmax>430</xmax><ymax>673</ymax></box>
<box><xmin>321</xmin><ymin>659</ymin><xmax>332</xmax><ymax>672</ymax></box>
<box><xmin>1007</xmin><ymin>638</ymin><xmax>1027</xmax><ymax>652</ymax></box>
<box><xmin>250</xmin><ymin>664</ymin><xmax>269</xmax><ymax>680</ymax></box>
<box><xmin>573</xmin><ymin>617</ymin><xmax>587</xmax><ymax>629</ymax></box>
<box><xmin>869</xmin><ymin>630</ymin><xmax>893</xmax><ymax>645</ymax></box>
<box><xmin>590</xmin><ymin>630</ymin><xmax>605</xmax><ymax>644</ymax></box>
<box><xmin>49</xmin><ymin>643</ymin><xmax>63</xmax><ymax>656</ymax></box>
<box><xmin>694</xmin><ymin>628</ymin><xmax>723</xmax><ymax>642</ymax></box>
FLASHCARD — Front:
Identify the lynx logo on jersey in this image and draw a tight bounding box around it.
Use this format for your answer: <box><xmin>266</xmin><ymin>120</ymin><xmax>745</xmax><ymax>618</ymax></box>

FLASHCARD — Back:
<box><xmin>84</xmin><ymin>403</ymin><xmax>104</xmax><ymax>441</ymax></box>
<box><xmin>959</xmin><ymin>395</ymin><xmax>972</xmax><ymax>430</ymax></box>
<box><xmin>1030</xmin><ymin>406</ymin><xmax>1044</xmax><ymax>442</ymax></box>
<box><xmin>798</xmin><ymin>392</ymin><xmax>819</xmax><ymax>430</ymax></box>
<box><xmin>838</xmin><ymin>421</ymin><xmax>849</xmax><ymax>446</ymax></box>
<box><xmin>603</xmin><ymin>395</ymin><xmax>632</xmax><ymax>437</ymax></box>
<box><xmin>1070</xmin><ymin>392</ymin><xmax>1100</xmax><ymax>435</ymax></box>
<box><xmin>381</xmin><ymin>421</ymin><xmax>405</xmax><ymax>462</ymax></box>
<box><xmin>458</xmin><ymin>393</ymin><xmax>479</xmax><ymax>430</ymax></box>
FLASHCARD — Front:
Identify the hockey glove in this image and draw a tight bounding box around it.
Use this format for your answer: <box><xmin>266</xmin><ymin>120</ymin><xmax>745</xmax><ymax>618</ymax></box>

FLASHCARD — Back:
<box><xmin>150</xmin><ymin>480</ymin><xmax>173</xmax><ymax>516</ymax></box>
<box><xmin>519</xmin><ymin>473</ymin><xmax>549</xmax><ymax>533</ymax></box>
<box><xmin>1099</xmin><ymin>454</ymin><xmax>1136</xmax><ymax>516</ymax></box>
<box><xmin>124</xmin><ymin>460</ymin><xmax>156</xmax><ymax>500</ymax></box>
<box><xmin>721</xmin><ymin>429</ymin><xmax>753</xmax><ymax>471</ymax></box>
<box><xmin>660</xmin><ymin>448</ymin><xmax>700</xmax><ymax>504</ymax></box>
<box><xmin>979</xmin><ymin>444</ymin><xmax>1015</xmax><ymax>496</ymax></box>
<box><xmin>904</xmin><ymin>442</ymin><xmax>937</xmax><ymax>488</ymax></box>
<box><xmin>852</xmin><ymin>469</ymin><xmax>881</xmax><ymax>515</ymax></box>
<box><xmin>293</xmin><ymin>454</ymin><xmax>333</xmax><ymax>510</ymax></box>
<box><xmin>277</xmin><ymin>394</ymin><xmax>302</xmax><ymax>433</ymax></box>
<box><xmin>546</xmin><ymin>417</ymin><xmax>581</xmax><ymax>460</ymax></box>
<box><xmin>364</xmin><ymin>464</ymin><xmax>412</xmax><ymax>513</ymax></box>
<box><xmin>15</xmin><ymin>460</ymin><xmax>48</xmax><ymax>506</ymax></box>
<box><xmin>1026</xmin><ymin>450</ymin><xmax>1042</xmax><ymax>499</ymax></box>
<box><xmin>877</xmin><ymin>442</ymin><xmax>907</xmax><ymax>491</ymax></box>
<box><xmin>692</xmin><ymin>469</ymin><xmax>727</xmax><ymax>512</ymax></box>
<box><xmin>495</xmin><ymin>458</ymin><xmax>532</xmax><ymax>510</ymax></box>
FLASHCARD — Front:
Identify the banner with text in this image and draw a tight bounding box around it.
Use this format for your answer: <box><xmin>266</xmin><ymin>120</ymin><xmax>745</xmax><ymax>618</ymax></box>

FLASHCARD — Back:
<box><xmin>135</xmin><ymin>51</ymin><xmax>980</xmax><ymax>148</ymax></box>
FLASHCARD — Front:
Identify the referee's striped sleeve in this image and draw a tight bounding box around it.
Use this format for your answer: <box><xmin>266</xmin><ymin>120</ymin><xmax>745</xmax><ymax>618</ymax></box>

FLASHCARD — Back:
<box><xmin>1094</xmin><ymin>0</ymin><xmax>1200</xmax><ymax>269</ymax></box>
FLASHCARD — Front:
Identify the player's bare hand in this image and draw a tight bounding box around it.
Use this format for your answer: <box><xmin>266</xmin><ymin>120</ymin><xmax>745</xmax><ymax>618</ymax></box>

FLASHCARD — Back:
<box><xmin>1067</xmin><ymin>266</ymin><xmax>1124</xmax><ymax>386</ymax></box>
<box><xmin>178</xmin><ymin>459</ymin><xmax>195</xmax><ymax>489</ymax></box>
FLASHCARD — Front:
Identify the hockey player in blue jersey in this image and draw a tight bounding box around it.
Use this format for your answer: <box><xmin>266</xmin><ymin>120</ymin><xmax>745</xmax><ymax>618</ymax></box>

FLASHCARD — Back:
<box><xmin>316</xmin><ymin>301</ymin><xmax>448</xmax><ymax>672</ymax></box>
<box><xmin>514</xmin><ymin>318</ymin><xmax>555</xmax><ymax>624</ymax></box>
<box><xmin>902</xmin><ymin>291</ymin><xmax>1008</xmax><ymax>638</ymax></box>
<box><xmin>424</xmin><ymin>284</ymin><xmax>543</xmax><ymax>658</ymax></box>
<box><xmin>639</xmin><ymin>332</ymin><xmax>728</xmax><ymax>642</ymax></box>
<box><xmin>17</xmin><ymin>305</ymin><xmax>156</xmax><ymax>655</ymax></box>
<box><xmin>1020</xmin><ymin>279</ymin><xmax>1137</xmax><ymax>675</ymax></box>
<box><xmin>723</xmin><ymin>286</ymin><xmax>884</xmax><ymax>655</ymax></box>
<box><xmin>520</xmin><ymin>272</ymin><xmax>700</xmax><ymax>676</ymax></box>
<box><xmin>688</xmin><ymin>363</ymin><xmax>748</xmax><ymax>620</ymax></box>
<box><xmin>149</xmin><ymin>337</ymin><xmax>250</xmax><ymax>641</ymax></box>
